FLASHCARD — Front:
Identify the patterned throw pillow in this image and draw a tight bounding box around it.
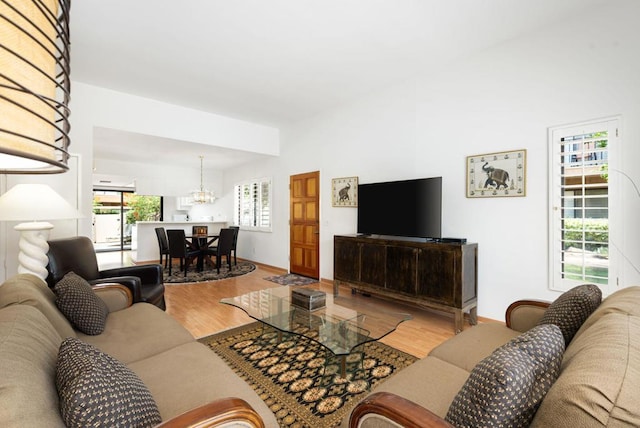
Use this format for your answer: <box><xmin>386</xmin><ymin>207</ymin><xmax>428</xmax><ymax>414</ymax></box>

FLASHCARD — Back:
<box><xmin>53</xmin><ymin>271</ymin><xmax>109</xmax><ymax>335</ymax></box>
<box><xmin>537</xmin><ymin>283</ymin><xmax>602</xmax><ymax>345</ymax></box>
<box><xmin>56</xmin><ymin>337</ymin><xmax>162</xmax><ymax>428</ymax></box>
<box><xmin>445</xmin><ymin>324</ymin><xmax>564</xmax><ymax>428</ymax></box>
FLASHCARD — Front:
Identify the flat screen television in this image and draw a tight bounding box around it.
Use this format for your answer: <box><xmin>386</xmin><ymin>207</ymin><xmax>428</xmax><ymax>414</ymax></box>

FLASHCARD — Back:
<box><xmin>357</xmin><ymin>177</ymin><xmax>442</xmax><ymax>239</ymax></box>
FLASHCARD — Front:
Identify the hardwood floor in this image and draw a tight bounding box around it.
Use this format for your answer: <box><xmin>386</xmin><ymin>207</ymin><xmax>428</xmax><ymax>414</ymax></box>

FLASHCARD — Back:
<box><xmin>163</xmin><ymin>263</ymin><xmax>481</xmax><ymax>358</ymax></box>
<box><xmin>99</xmin><ymin>252</ymin><xmax>489</xmax><ymax>358</ymax></box>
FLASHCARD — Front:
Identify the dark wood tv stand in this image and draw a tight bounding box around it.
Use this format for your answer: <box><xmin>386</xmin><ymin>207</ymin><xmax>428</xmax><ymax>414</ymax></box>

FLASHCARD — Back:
<box><xmin>333</xmin><ymin>234</ymin><xmax>478</xmax><ymax>333</ymax></box>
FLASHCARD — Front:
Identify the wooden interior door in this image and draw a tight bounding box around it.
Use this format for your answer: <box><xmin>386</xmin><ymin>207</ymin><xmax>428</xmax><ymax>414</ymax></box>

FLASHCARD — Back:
<box><xmin>290</xmin><ymin>171</ymin><xmax>320</xmax><ymax>278</ymax></box>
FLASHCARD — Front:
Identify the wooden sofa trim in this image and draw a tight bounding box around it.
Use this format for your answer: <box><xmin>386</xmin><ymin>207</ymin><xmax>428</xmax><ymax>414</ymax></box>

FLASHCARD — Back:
<box><xmin>155</xmin><ymin>398</ymin><xmax>265</xmax><ymax>428</ymax></box>
<box><xmin>505</xmin><ymin>299</ymin><xmax>550</xmax><ymax>329</ymax></box>
<box><xmin>92</xmin><ymin>283</ymin><xmax>134</xmax><ymax>310</ymax></box>
<box><xmin>349</xmin><ymin>392</ymin><xmax>454</xmax><ymax>428</ymax></box>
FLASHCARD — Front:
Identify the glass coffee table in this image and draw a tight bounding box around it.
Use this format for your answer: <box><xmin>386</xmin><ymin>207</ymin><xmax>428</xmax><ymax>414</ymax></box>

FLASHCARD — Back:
<box><xmin>221</xmin><ymin>286</ymin><xmax>411</xmax><ymax>379</ymax></box>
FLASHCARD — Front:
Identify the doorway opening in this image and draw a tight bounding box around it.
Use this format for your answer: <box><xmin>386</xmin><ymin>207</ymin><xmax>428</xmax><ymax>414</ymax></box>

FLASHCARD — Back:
<box><xmin>92</xmin><ymin>190</ymin><xmax>163</xmax><ymax>252</ymax></box>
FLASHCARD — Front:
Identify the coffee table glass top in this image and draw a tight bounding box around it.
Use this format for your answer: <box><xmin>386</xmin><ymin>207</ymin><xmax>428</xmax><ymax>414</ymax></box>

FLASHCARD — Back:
<box><xmin>221</xmin><ymin>286</ymin><xmax>411</xmax><ymax>356</ymax></box>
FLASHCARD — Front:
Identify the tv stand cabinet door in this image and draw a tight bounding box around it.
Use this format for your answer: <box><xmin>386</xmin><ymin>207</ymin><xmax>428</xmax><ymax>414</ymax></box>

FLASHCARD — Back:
<box><xmin>385</xmin><ymin>245</ymin><xmax>417</xmax><ymax>295</ymax></box>
<box><xmin>417</xmin><ymin>246</ymin><xmax>458</xmax><ymax>306</ymax></box>
<box><xmin>333</xmin><ymin>235</ymin><xmax>477</xmax><ymax>333</ymax></box>
<box><xmin>334</xmin><ymin>236</ymin><xmax>360</xmax><ymax>283</ymax></box>
<box><xmin>360</xmin><ymin>242</ymin><xmax>386</xmax><ymax>287</ymax></box>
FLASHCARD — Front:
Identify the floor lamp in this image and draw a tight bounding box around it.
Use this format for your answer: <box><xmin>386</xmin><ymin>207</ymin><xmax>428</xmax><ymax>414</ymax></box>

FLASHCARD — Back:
<box><xmin>0</xmin><ymin>183</ymin><xmax>80</xmax><ymax>280</ymax></box>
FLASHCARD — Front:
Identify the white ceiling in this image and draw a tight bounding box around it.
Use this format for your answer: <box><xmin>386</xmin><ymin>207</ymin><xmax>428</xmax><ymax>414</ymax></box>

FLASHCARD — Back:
<box><xmin>73</xmin><ymin>0</ymin><xmax>612</xmax><ymax>183</ymax></box>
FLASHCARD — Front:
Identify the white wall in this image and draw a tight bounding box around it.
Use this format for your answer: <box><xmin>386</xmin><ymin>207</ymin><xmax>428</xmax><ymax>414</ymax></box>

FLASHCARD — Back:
<box><xmin>3</xmin><ymin>2</ymin><xmax>638</xmax><ymax>322</ymax></box>
<box><xmin>94</xmin><ymin>157</ymin><xmax>226</xmax><ymax>222</ymax></box>
<box><xmin>0</xmin><ymin>84</ymin><xmax>279</xmax><ymax>280</ymax></box>
<box><xmin>94</xmin><ymin>157</ymin><xmax>223</xmax><ymax>197</ymax></box>
<box><xmin>0</xmin><ymin>155</ymin><xmax>81</xmax><ymax>280</ymax></box>
<box><xmin>410</xmin><ymin>2</ymin><xmax>640</xmax><ymax>317</ymax></box>
<box><xmin>74</xmin><ymin>83</ymin><xmax>278</xmax><ymax>235</ymax></box>
<box><xmin>223</xmin><ymin>157</ymin><xmax>288</xmax><ymax>268</ymax></box>
<box><xmin>228</xmin><ymin>1</ymin><xmax>640</xmax><ymax>320</ymax></box>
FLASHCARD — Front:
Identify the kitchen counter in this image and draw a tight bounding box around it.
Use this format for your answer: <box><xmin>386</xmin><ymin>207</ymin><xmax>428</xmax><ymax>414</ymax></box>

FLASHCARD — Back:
<box><xmin>133</xmin><ymin>221</ymin><xmax>227</xmax><ymax>263</ymax></box>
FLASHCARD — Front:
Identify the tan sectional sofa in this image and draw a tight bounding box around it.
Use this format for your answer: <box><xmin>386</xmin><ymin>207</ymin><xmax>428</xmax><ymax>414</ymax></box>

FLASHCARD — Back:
<box><xmin>346</xmin><ymin>285</ymin><xmax>640</xmax><ymax>427</ymax></box>
<box><xmin>0</xmin><ymin>274</ymin><xmax>279</xmax><ymax>428</ymax></box>
<box><xmin>3</xmin><ymin>271</ymin><xmax>638</xmax><ymax>428</ymax></box>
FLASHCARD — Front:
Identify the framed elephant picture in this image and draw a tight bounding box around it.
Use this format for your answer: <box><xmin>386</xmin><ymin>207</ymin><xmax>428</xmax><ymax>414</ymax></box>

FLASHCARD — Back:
<box><xmin>466</xmin><ymin>149</ymin><xmax>526</xmax><ymax>198</ymax></box>
<box><xmin>332</xmin><ymin>176</ymin><xmax>358</xmax><ymax>207</ymax></box>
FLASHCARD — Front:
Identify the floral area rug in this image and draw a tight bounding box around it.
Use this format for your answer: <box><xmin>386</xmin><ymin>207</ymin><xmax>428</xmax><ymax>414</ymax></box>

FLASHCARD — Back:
<box><xmin>163</xmin><ymin>261</ymin><xmax>256</xmax><ymax>284</ymax></box>
<box><xmin>198</xmin><ymin>322</ymin><xmax>417</xmax><ymax>427</ymax></box>
<box><xmin>264</xmin><ymin>273</ymin><xmax>318</xmax><ymax>286</ymax></box>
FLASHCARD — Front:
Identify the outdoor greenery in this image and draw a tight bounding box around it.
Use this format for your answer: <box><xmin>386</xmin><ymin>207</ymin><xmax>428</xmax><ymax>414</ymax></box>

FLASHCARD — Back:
<box><xmin>595</xmin><ymin>133</ymin><xmax>609</xmax><ymax>181</ymax></box>
<box><xmin>92</xmin><ymin>198</ymin><xmax>119</xmax><ymax>215</ymax></box>
<box><xmin>125</xmin><ymin>195</ymin><xmax>161</xmax><ymax>224</ymax></box>
<box><xmin>560</xmin><ymin>131</ymin><xmax>610</xmax><ymax>285</ymax></box>
<box><xmin>563</xmin><ymin>218</ymin><xmax>609</xmax><ymax>254</ymax></box>
<box><xmin>94</xmin><ymin>209</ymin><xmax>121</xmax><ymax>215</ymax></box>
<box><xmin>564</xmin><ymin>264</ymin><xmax>608</xmax><ymax>285</ymax></box>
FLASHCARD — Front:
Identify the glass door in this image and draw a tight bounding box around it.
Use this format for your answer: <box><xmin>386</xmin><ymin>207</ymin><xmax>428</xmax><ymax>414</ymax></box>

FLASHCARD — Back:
<box><xmin>92</xmin><ymin>190</ymin><xmax>132</xmax><ymax>252</ymax></box>
<box><xmin>92</xmin><ymin>191</ymin><xmax>163</xmax><ymax>252</ymax></box>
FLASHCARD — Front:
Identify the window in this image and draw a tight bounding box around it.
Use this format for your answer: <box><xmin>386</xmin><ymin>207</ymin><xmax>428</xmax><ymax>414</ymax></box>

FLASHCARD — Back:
<box><xmin>234</xmin><ymin>178</ymin><xmax>272</xmax><ymax>231</ymax></box>
<box><xmin>548</xmin><ymin>117</ymin><xmax>619</xmax><ymax>292</ymax></box>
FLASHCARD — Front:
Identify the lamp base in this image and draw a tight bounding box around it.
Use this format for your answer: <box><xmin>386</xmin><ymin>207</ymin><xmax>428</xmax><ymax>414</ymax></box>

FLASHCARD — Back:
<box><xmin>14</xmin><ymin>222</ymin><xmax>54</xmax><ymax>281</ymax></box>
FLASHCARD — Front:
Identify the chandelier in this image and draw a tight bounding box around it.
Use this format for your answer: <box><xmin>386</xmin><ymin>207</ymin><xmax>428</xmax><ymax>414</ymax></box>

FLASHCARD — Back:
<box><xmin>0</xmin><ymin>0</ymin><xmax>72</xmax><ymax>174</ymax></box>
<box><xmin>190</xmin><ymin>155</ymin><xmax>215</xmax><ymax>204</ymax></box>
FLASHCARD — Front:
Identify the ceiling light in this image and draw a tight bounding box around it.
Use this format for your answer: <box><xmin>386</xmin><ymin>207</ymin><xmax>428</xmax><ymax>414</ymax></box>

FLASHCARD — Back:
<box><xmin>190</xmin><ymin>155</ymin><xmax>215</xmax><ymax>204</ymax></box>
<box><xmin>0</xmin><ymin>0</ymin><xmax>71</xmax><ymax>174</ymax></box>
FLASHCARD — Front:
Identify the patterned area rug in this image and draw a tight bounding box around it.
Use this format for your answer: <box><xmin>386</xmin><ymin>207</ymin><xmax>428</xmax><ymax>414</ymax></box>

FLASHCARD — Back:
<box><xmin>198</xmin><ymin>322</ymin><xmax>417</xmax><ymax>427</ymax></box>
<box><xmin>163</xmin><ymin>261</ymin><xmax>256</xmax><ymax>284</ymax></box>
<box><xmin>264</xmin><ymin>273</ymin><xmax>318</xmax><ymax>286</ymax></box>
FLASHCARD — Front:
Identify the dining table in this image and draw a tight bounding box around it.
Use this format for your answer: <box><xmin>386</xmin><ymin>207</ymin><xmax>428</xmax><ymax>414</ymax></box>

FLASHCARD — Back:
<box><xmin>185</xmin><ymin>234</ymin><xmax>219</xmax><ymax>271</ymax></box>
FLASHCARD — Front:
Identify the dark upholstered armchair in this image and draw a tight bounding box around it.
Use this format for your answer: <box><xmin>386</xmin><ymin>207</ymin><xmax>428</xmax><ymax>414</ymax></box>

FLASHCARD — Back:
<box><xmin>46</xmin><ymin>236</ymin><xmax>166</xmax><ymax>310</ymax></box>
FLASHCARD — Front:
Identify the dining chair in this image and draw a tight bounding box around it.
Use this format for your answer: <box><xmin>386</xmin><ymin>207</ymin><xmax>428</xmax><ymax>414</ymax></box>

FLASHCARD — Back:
<box><xmin>205</xmin><ymin>228</ymin><xmax>235</xmax><ymax>274</ymax></box>
<box><xmin>229</xmin><ymin>226</ymin><xmax>240</xmax><ymax>266</ymax></box>
<box><xmin>192</xmin><ymin>225</ymin><xmax>208</xmax><ymax>237</ymax></box>
<box><xmin>166</xmin><ymin>229</ymin><xmax>200</xmax><ymax>277</ymax></box>
<box><xmin>154</xmin><ymin>227</ymin><xmax>170</xmax><ymax>268</ymax></box>
<box><xmin>191</xmin><ymin>225</ymin><xmax>212</xmax><ymax>256</ymax></box>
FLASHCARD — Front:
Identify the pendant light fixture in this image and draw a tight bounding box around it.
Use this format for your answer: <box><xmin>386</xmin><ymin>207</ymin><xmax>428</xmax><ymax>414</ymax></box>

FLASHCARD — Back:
<box><xmin>0</xmin><ymin>0</ymin><xmax>72</xmax><ymax>174</ymax></box>
<box><xmin>191</xmin><ymin>155</ymin><xmax>215</xmax><ymax>204</ymax></box>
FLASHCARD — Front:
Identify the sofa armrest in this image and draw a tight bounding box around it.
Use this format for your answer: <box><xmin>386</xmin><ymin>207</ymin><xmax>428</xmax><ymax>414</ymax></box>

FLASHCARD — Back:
<box><xmin>92</xmin><ymin>283</ymin><xmax>133</xmax><ymax>312</ymax></box>
<box><xmin>349</xmin><ymin>392</ymin><xmax>454</xmax><ymax>428</ymax></box>
<box><xmin>100</xmin><ymin>264</ymin><xmax>163</xmax><ymax>286</ymax></box>
<box><xmin>155</xmin><ymin>398</ymin><xmax>265</xmax><ymax>428</ymax></box>
<box><xmin>90</xmin><ymin>276</ymin><xmax>143</xmax><ymax>302</ymax></box>
<box><xmin>505</xmin><ymin>300</ymin><xmax>550</xmax><ymax>332</ymax></box>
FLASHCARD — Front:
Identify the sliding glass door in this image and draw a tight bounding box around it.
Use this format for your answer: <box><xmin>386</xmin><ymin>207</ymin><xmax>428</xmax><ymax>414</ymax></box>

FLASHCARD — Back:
<box><xmin>92</xmin><ymin>190</ymin><xmax>162</xmax><ymax>252</ymax></box>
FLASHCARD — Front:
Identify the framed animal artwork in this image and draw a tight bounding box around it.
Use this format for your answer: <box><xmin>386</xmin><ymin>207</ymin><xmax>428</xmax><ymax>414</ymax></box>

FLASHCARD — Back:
<box><xmin>332</xmin><ymin>176</ymin><xmax>358</xmax><ymax>207</ymax></box>
<box><xmin>466</xmin><ymin>149</ymin><xmax>526</xmax><ymax>198</ymax></box>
